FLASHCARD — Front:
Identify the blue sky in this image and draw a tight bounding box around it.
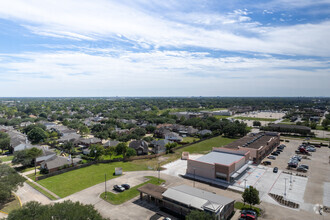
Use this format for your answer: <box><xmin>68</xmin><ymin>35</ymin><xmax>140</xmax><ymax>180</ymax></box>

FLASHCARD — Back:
<box><xmin>0</xmin><ymin>0</ymin><xmax>329</xmax><ymax>97</ymax></box>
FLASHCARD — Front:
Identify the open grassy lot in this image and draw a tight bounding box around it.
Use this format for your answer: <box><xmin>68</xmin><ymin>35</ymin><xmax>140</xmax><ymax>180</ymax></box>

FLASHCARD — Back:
<box><xmin>133</xmin><ymin>135</ymin><xmax>237</xmax><ymax>169</ymax></box>
<box><xmin>100</xmin><ymin>176</ymin><xmax>165</xmax><ymax>205</ymax></box>
<box><xmin>214</xmin><ymin>115</ymin><xmax>231</xmax><ymax>119</ymax></box>
<box><xmin>234</xmin><ymin>116</ymin><xmax>277</xmax><ymax>122</ymax></box>
<box><xmin>182</xmin><ymin>136</ymin><xmax>200</xmax><ymax>143</ymax></box>
<box><xmin>26</xmin><ymin>181</ymin><xmax>57</xmax><ymax>200</ymax></box>
<box><xmin>177</xmin><ymin>136</ymin><xmax>237</xmax><ymax>154</ymax></box>
<box><xmin>0</xmin><ymin>155</ymin><xmax>14</xmax><ymax>162</ymax></box>
<box><xmin>36</xmin><ymin>161</ymin><xmax>149</xmax><ymax>198</ymax></box>
<box><xmin>0</xmin><ymin>195</ymin><xmax>21</xmax><ymax>214</ymax></box>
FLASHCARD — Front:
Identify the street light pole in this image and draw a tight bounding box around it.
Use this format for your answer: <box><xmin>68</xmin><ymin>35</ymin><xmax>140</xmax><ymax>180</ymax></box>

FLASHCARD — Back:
<box><xmin>105</xmin><ymin>173</ymin><xmax>107</xmax><ymax>199</ymax></box>
<box><xmin>284</xmin><ymin>178</ymin><xmax>287</xmax><ymax>197</ymax></box>
<box><xmin>244</xmin><ymin>179</ymin><xmax>247</xmax><ymax>189</ymax></box>
<box><xmin>193</xmin><ymin>168</ymin><xmax>196</xmax><ymax>187</ymax></box>
<box><xmin>158</xmin><ymin>162</ymin><xmax>160</xmax><ymax>184</ymax></box>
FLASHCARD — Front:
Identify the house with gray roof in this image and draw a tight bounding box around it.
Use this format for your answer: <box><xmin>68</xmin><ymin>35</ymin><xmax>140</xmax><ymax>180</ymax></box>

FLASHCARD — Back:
<box><xmin>40</xmin><ymin>155</ymin><xmax>81</xmax><ymax>173</ymax></box>
<box><xmin>150</xmin><ymin>139</ymin><xmax>171</xmax><ymax>154</ymax></box>
<box><xmin>103</xmin><ymin>140</ymin><xmax>120</xmax><ymax>148</ymax></box>
<box><xmin>129</xmin><ymin>140</ymin><xmax>149</xmax><ymax>155</ymax></box>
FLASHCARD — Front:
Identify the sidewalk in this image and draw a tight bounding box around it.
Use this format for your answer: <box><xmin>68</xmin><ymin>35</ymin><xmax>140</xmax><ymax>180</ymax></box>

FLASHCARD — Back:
<box><xmin>20</xmin><ymin>173</ymin><xmax>60</xmax><ymax>200</ymax></box>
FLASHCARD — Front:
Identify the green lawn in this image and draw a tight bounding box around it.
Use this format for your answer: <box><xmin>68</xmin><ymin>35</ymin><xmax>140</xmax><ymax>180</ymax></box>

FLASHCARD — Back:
<box><xmin>36</xmin><ymin>161</ymin><xmax>149</xmax><ymax>198</ymax></box>
<box><xmin>15</xmin><ymin>166</ymin><xmax>39</xmax><ymax>173</ymax></box>
<box><xmin>100</xmin><ymin>176</ymin><xmax>165</xmax><ymax>205</ymax></box>
<box><xmin>214</xmin><ymin>115</ymin><xmax>231</xmax><ymax>119</ymax></box>
<box><xmin>0</xmin><ymin>195</ymin><xmax>21</xmax><ymax>214</ymax></box>
<box><xmin>101</xmin><ymin>154</ymin><xmax>124</xmax><ymax>160</ymax></box>
<box><xmin>234</xmin><ymin>202</ymin><xmax>261</xmax><ymax>216</ymax></box>
<box><xmin>25</xmin><ymin>181</ymin><xmax>58</xmax><ymax>200</ymax></box>
<box><xmin>182</xmin><ymin>137</ymin><xmax>200</xmax><ymax>143</ymax></box>
<box><xmin>0</xmin><ymin>155</ymin><xmax>14</xmax><ymax>162</ymax></box>
<box><xmin>234</xmin><ymin>116</ymin><xmax>277</xmax><ymax>122</ymax></box>
<box><xmin>177</xmin><ymin>136</ymin><xmax>237</xmax><ymax>154</ymax></box>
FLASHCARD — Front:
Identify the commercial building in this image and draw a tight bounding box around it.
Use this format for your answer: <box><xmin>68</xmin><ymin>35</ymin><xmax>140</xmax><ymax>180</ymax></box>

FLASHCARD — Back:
<box><xmin>186</xmin><ymin>148</ymin><xmax>250</xmax><ymax>183</ymax></box>
<box><xmin>138</xmin><ymin>184</ymin><xmax>235</xmax><ymax>220</ymax></box>
<box><xmin>224</xmin><ymin>132</ymin><xmax>280</xmax><ymax>163</ymax></box>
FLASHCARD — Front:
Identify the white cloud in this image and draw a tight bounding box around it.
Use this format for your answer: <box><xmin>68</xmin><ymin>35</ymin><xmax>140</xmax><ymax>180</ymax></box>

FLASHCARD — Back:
<box><xmin>0</xmin><ymin>50</ymin><xmax>329</xmax><ymax>96</ymax></box>
<box><xmin>0</xmin><ymin>0</ymin><xmax>329</xmax><ymax>56</ymax></box>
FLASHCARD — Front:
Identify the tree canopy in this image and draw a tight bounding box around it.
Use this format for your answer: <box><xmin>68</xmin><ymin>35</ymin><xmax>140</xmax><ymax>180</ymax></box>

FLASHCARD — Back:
<box><xmin>6</xmin><ymin>200</ymin><xmax>108</xmax><ymax>220</ymax></box>
<box><xmin>242</xmin><ymin>186</ymin><xmax>260</xmax><ymax>208</ymax></box>
<box><xmin>0</xmin><ymin>163</ymin><xmax>26</xmax><ymax>201</ymax></box>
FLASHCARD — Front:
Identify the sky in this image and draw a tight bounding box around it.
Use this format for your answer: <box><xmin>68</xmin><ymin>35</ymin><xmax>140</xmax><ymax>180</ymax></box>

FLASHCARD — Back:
<box><xmin>0</xmin><ymin>0</ymin><xmax>329</xmax><ymax>97</ymax></box>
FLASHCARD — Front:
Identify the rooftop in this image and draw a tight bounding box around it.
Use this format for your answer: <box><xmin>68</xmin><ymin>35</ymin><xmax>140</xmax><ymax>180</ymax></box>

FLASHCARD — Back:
<box><xmin>225</xmin><ymin>132</ymin><xmax>279</xmax><ymax>150</ymax></box>
<box><xmin>162</xmin><ymin>185</ymin><xmax>234</xmax><ymax>212</ymax></box>
<box><xmin>194</xmin><ymin>151</ymin><xmax>244</xmax><ymax>166</ymax></box>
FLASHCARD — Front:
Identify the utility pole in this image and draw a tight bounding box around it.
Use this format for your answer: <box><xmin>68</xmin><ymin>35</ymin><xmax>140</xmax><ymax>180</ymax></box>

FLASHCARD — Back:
<box><xmin>105</xmin><ymin>173</ymin><xmax>107</xmax><ymax>199</ymax></box>
<box><xmin>193</xmin><ymin>168</ymin><xmax>196</xmax><ymax>187</ymax></box>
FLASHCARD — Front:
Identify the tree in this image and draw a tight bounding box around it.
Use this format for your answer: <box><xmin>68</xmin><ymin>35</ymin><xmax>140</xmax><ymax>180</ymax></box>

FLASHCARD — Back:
<box><xmin>186</xmin><ymin>210</ymin><xmax>213</xmax><ymax>220</ymax></box>
<box><xmin>115</xmin><ymin>142</ymin><xmax>128</xmax><ymax>156</ymax></box>
<box><xmin>27</xmin><ymin>127</ymin><xmax>48</xmax><ymax>144</ymax></box>
<box><xmin>12</xmin><ymin>150</ymin><xmax>32</xmax><ymax>167</ymax></box>
<box><xmin>0</xmin><ymin>137</ymin><xmax>10</xmax><ymax>153</ymax></box>
<box><xmin>27</xmin><ymin>147</ymin><xmax>43</xmax><ymax>175</ymax></box>
<box><xmin>105</xmin><ymin>147</ymin><xmax>115</xmax><ymax>160</ymax></box>
<box><xmin>0</xmin><ymin>163</ymin><xmax>26</xmax><ymax>202</ymax></box>
<box><xmin>145</xmin><ymin>125</ymin><xmax>156</xmax><ymax>133</ymax></box>
<box><xmin>242</xmin><ymin>186</ymin><xmax>260</xmax><ymax>208</ymax></box>
<box><xmin>322</xmin><ymin>118</ymin><xmax>330</xmax><ymax>130</ymax></box>
<box><xmin>89</xmin><ymin>144</ymin><xmax>105</xmax><ymax>161</ymax></box>
<box><xmin>79</xmin><ymin>125</ymin><xmax>90</xmax><ymax>136</ymax></box>
<box><xmin>6</xmin><ymin>200</ymin><xmax>107</xmax><ymax>220</ymax></box>
<box><xmin>310</xmin><ymin>122</ymin><xmax>317</xmax><ymax>129</ymax></box>
<box><xmin>126</xmin><ymin>147</ymin><xmax>137</xmax><ymax>158</ymax></box>
<box><xmin>253</xmin><ymin>121</ymin><xmax>261</xmax><ymax>127</ymax></box>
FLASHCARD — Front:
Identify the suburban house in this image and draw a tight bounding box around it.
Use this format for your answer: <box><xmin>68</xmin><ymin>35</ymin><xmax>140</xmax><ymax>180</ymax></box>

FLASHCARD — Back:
<box><xmin>138</xmin><ymin>184</ymin><xmax>235</xmax><ymax>220</ymax></box>
<box><xmin>186</xmin><ymin>148</ymin><xmax>251</xmax><ymax>183</ymax></box>
<box><xmin>150</xmin><ymin>139</ymin><xmax>171</xmax><ymax>154</ymax></box>
<box><xmin>35</xmin><ymin>148</ymin><xmax>56</xmax><ymax>165</ymax></box>
<box><xmin>40</xmin><ymin>155</ymin><xmax>81</xmax><ymax>173</ymax></box>
<box><xmin>13</xmin><ymin>143</ymin><xmax>35</xmax><ymax>152</ymax></box>
<box><xmin>103</xmin><ymin>140</ymin><xmax>120</xmax><ymax>148</ymax></box>
<box><xmin>165</xmin><ymin>132</ymin><xmax>183</xmax><ymax>142</ymax></box>
<box><xmin>129</xmin><ymin>140</ymin><xmax>149</xmax><ymax>155</ymax></box>
<box><xmin>198</xmin><ymin>129</ymin><xmax>212</xmax><ymax>136</ymax></box>
<box><xmin>78</xmin><ymin>137</ymin><xmax>102</xmax><ymax>146</ymax></box>
<box><xmin>57</xmin><ymin>133</ymin><xmax>81</xmax><ymax>143</ymax></box>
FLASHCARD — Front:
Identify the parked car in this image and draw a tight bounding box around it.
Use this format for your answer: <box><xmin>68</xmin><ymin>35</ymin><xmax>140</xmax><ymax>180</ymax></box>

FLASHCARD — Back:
<box><xmin>307</xmin><ymin>147</ymin><xmax>316</xmax><ymax>152</ymax></box>
<box><xmin>297</xmin><ymin>166</ymin><xmax>308</xmax><ymax>172</ymax></box>
<box><xmin>315</xmin><ymin>145</ymin><xmax>321</xmax><ymax>148</ymax></box>
<box><xmin>113</xmin><ymin>185</ymin><xmax>125</xmax><ymax>192</ymax></box>
<box><xmin>271</xmin><ymin>152</ymin><xmax>279</xmax><ymax>156</ymax></box>
<box><xmin>263</xmin><ymin>161</ymin><xmax>272</xmax><ymax>165</ymax></box>
<box><xmin>300</xmin><ymin>164</ymin><xmax>309</xmax><ymax>170</ymax></box>
<box><xmin>273</xmin><ymin>167</ymin><xmax>278</xmax><ymax>173</ymax></box>
<box><xmin>121</xmin><ymin>184</ymin><xmax>130</xmax><ymax>190</ymax></box>
<box><xmin>276</xmin><ymin>149</ymin><xmax>283</xmax><ymax>152</ymax></box>
<box><xmin>241</xmin><ymin>209</ymin><xmax>257</xmax><ymax>220</ymax></box>
<box><xmin>267</xmin><ymin>155</ymin><xmax>276</xmax><ymax>160</ymax></box>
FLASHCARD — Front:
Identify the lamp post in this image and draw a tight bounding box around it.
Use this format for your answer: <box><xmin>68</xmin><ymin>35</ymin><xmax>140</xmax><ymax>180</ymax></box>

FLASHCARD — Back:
<box><xmin>193</xmin><ymin>168</ymin><xmax>196</xmax><ymax>187</ymax></box>
<box><xmin>284</xmin><ymin>178</ymin><xmax>287</xmax><ymax>197</ymax></box>
<box><xmin>105</xmin><ymin>173</ymin><xmax>107</xmax><ymax>199</ymax></box>
<box><xmin>244</xmin><ymin>179</ymin><xmax>247</xmax><ymax>189</ymax></box>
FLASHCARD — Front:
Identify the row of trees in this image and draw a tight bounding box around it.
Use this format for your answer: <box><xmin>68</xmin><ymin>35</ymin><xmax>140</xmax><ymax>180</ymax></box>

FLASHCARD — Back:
<box><xmin>0</xmin><ymin>131</ymin><xmax>10</xmax><ymax>153</ymax></box>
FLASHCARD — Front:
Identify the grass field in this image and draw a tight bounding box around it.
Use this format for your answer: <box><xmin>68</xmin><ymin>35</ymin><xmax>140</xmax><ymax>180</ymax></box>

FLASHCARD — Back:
<box><xmin>26</xmin><ymin>181</ymin><xmax>58</xmax><ymax>200</ymax></box>
<box><xmin>0</xmin><ymin>195</ymin><xmax>21</xmax><ymax>213</ymax></box>
<box><xmin>100</xmin><ymin>176</ymin><xmax>165</xmax><ymax>205</ymax></box>
<box><xmin>234</xmin><ymin>117</ymin><xmax>277</xmax><ymax>122</ymax></box>
<box><xmin>182</xmin><ymin>137</ymin><xmax>200</xmax><ymax>143</ymax></box>
<box><xmin>214</xmin><ymin>115</ymin><xmax>231</xmax><ymax>119</ymax></box>
<box><xmin>177</xmin><ymin>136</ymin><xmax>237</xmax><ymax>154</ymax></box>
<box><xmin>0</xmin><ymin>155</ymin><xmax>13</xmax><ymax>162</ymax></box>
<box><xmin>36</xmin><ymin>161</ymin><xmax>149</xmax><ymax>198</ymax></box>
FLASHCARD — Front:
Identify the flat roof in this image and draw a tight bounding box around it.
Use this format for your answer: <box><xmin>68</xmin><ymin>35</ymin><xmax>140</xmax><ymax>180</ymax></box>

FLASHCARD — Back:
<box><xmin>195</xmin><ymin>151</ymin><xmax>244</xmax><ymax>166</ymax></box>
<box><xmin>137</xmin><ymin>183</ymin><xmax>167</xmax><ymax>200</ymax></box>
<box><xmin>225</xmin><ymin>132</ymin><xmax>278</xmax><ymax>150</ymax></box>
<box><xmin>162</xmin><ymin>185</ymin><xmax>234</xmax><ymax>212</ymax></box>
